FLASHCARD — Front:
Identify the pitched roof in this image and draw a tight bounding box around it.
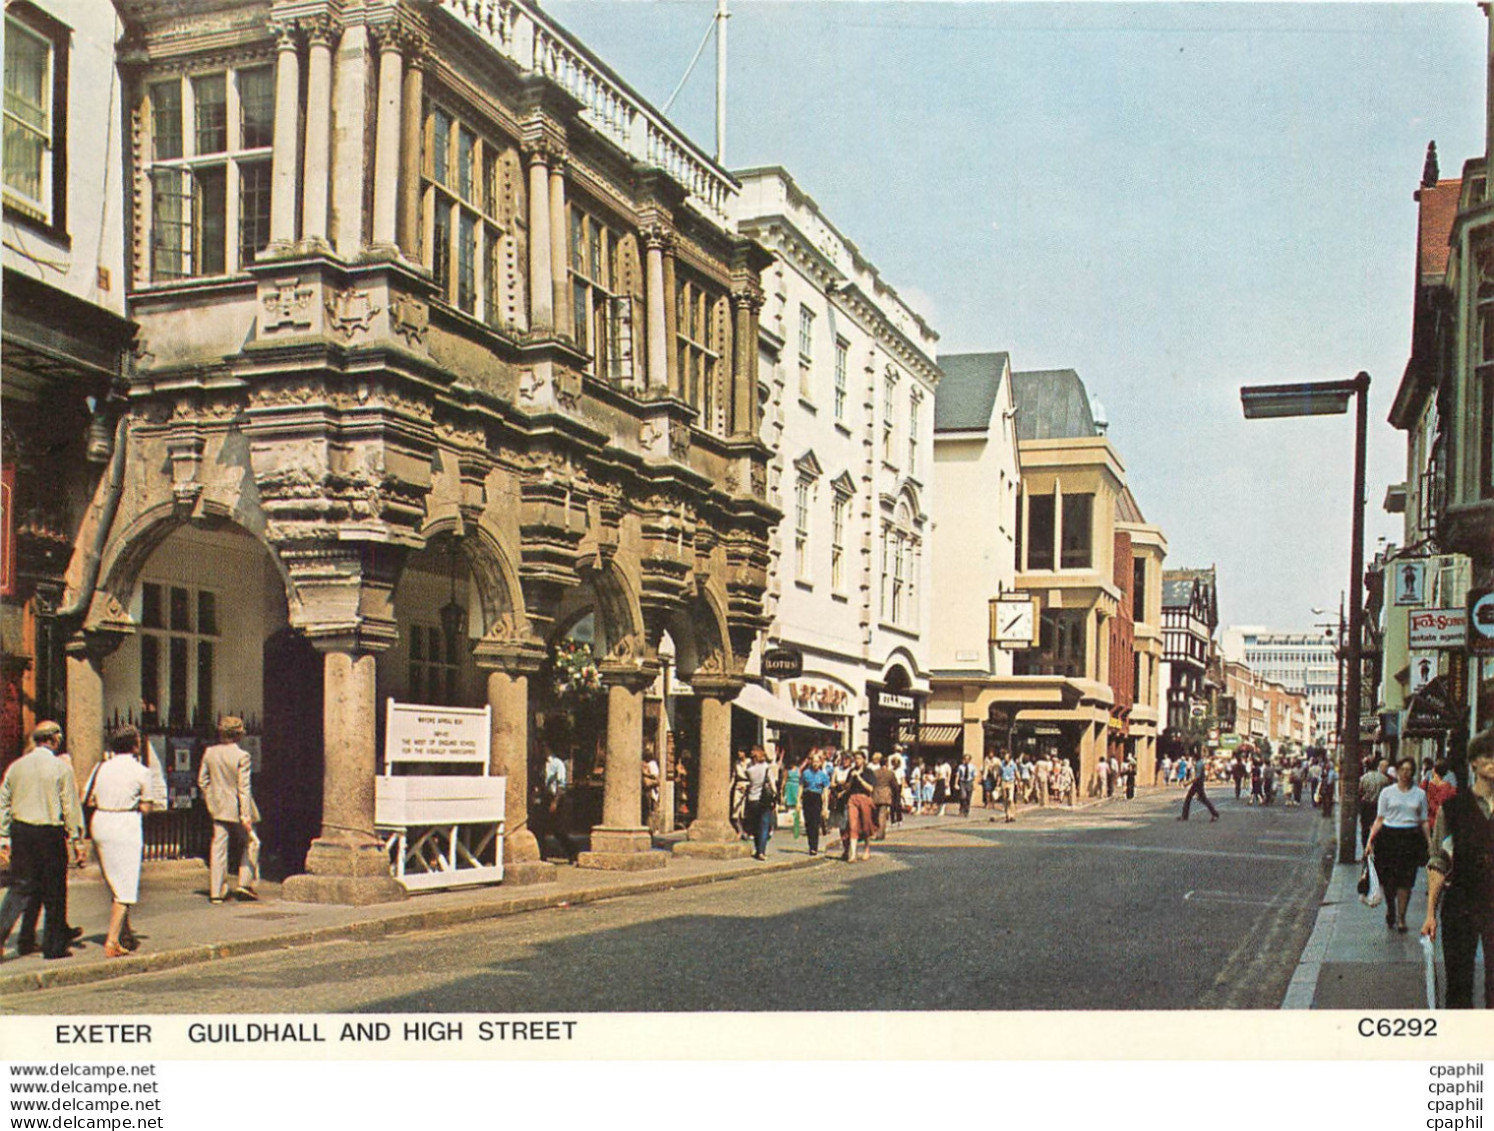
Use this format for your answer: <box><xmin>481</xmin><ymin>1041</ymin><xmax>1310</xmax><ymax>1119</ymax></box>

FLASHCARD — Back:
<box><xmin>1161</xmin><ymin>577</ymin><xmax>1195</xmax><ymax>609</ymax></box>
<box><xmin>1115</xmin><ymin>484</ymin><xmax>1146</xmax><ymax>524</ymax></box>
<box><xmin>1416</xmin><ymin>179</ymin><xmax>1461</xmax><ymax>282</ymax></box>
<box><xmin>1010</xmin><ymin>368</ymin><xmax>1098</xmax><ymax>441</ymax></box>
<box><xmin>934</xmin><ymin>352</ymin><xmax>1010</xmax><ymax>433</ymax></box>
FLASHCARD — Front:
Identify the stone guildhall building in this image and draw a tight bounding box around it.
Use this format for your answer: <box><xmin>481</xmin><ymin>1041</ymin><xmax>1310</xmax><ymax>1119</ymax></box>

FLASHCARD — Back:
<box><xmin>53</xmin><ymin>0</ymin><xmax>775</xmax><ymax>901</ymax></box>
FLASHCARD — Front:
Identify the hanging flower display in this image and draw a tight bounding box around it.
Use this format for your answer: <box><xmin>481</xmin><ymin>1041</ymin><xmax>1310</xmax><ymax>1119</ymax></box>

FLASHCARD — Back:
<box><xmin>551</xmin><ymin>639</ymin><xmax>602</xmax><ymax>701</ymax></box>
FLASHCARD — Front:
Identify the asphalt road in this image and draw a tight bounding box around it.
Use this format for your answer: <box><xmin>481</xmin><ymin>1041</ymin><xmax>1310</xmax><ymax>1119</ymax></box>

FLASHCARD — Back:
<box><xmin>7</xmin><ymin>787</ymin><xmax>1331</xmax><ymax>1014</ymax></box>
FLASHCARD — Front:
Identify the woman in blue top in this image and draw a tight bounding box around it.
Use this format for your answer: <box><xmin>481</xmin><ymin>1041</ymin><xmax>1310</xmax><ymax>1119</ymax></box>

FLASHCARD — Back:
<box><xmin>783</xmin><ymin>754</ymin><xmax>803</xmax><ymax>839</ymax></box>
<box><xmin>798</xmin><ymin>750</ymin><xmax>831</xmax><ymax>856</ymax></box>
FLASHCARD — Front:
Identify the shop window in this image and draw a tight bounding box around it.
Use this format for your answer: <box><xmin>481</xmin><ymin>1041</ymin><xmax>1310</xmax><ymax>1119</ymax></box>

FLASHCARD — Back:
<box><xmin>3</xmin><ymin>7</ymin><xmax>68</xmax><ymax>233</ymax></box>
<box><xmin>408</xmin><ymin>623</ymin><xmax>462</xmax><ymax>706</ymax></box>
<box><xmin>145</xmin><ymin>65</ymin><xmax>275</xmax><ymax>280</ymax></box>
<box><xmin>1027</xmin><ymin>492</ymin><xmax>1055</xmax><ymax>570</ymax></box>
<box><xmin>138</xmin><ymin>581</ymin><xmax>219</xmax><ymax>728</ymax></box>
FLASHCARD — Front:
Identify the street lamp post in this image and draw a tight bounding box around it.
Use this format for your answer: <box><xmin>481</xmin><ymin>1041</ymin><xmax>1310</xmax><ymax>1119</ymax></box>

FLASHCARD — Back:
<box><xmin>1242</xmin><ymin>372</ymin><xmax>1369</xmax><ymax>865</ymax></box>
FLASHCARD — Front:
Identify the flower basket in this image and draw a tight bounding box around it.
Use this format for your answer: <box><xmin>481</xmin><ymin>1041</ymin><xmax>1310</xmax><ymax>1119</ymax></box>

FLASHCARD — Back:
<box><xmin>550</xmin><ymin>639</ymin><xmax>602</xmax><ymax>702</ymax></box>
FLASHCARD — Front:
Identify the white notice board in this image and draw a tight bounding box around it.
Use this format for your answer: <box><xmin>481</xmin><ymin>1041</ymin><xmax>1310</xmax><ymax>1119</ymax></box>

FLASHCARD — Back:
<box><xmin>384</xmin><ymin>701</ymin><xmax>492</xmax><ymax>769</ymax></box>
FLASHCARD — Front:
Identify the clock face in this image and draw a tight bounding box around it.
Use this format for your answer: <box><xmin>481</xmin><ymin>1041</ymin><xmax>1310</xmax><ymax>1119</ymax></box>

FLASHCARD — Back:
<box><xmin>995</xmin><ymin>598</ymin><xmax>1036</xmax><ymax>646</ymax></box>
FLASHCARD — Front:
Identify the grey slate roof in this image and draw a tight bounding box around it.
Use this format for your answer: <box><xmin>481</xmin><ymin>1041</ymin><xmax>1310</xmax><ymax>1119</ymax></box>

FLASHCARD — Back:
<box><xmin>1010</xmin><ymin>369</ymin><xmax>1098</xmax><ymax>441</ymax></box>
<box><xmin>934</xmin><ymin>352</ymin><xmax>1010</xmax><ymax>433</ymax></box>
<box><xmin>1161</xmin><ymin>578</ymin><xmax>1195</xmax><ymax>609</ymax></box>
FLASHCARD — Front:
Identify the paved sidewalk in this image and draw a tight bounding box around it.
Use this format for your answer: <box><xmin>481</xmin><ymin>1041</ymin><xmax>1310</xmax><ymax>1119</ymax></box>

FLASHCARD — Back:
<box><xmin>1282</xmin><ymin>856</ymin><xmax>1485</xmax><ymax>1009</ymax></box>
<box><xmin>0</xmin><ymin>787</ymin><xmax>1141</xmax><ymax>1000</ymax></box>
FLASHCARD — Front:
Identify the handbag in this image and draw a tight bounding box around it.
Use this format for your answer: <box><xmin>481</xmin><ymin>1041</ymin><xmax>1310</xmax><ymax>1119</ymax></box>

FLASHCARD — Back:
<box><xmin>81</xmin><ymin>766</ymin><xmax>101</xmax><ymax>828</ymax></box>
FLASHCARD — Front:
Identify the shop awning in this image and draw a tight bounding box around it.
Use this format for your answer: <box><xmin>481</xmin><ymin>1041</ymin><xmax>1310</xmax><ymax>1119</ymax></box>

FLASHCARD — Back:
<box><xmin>733</xmin><ymin>682</ymin><xmax>839</xmax><ymax>732</ymax></box>
<box><xmin>898</xmin><ymin>723</ymin><xmax>963</xmax><ymax>745</ymax></box>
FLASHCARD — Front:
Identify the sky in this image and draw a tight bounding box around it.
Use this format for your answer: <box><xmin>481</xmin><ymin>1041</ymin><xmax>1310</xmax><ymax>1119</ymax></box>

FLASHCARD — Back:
<box><xmin>550</xmin><ymin>0</ymin><xmax>1487</xmax><ymax>631</ymax></box>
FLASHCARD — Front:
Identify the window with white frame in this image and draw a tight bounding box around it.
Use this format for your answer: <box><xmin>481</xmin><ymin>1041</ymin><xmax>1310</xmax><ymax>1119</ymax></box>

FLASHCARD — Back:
<box><xmin>833</xmin><ymin>338</ymin><xmax>848</xmax><ymax>421</ymax></box>
<box><xmin>794</xmin><ymin>476</ymin><xmax>813</xmax><ymax>583</ymax></box>
<box><xmin>138</xmin><ymin>581</ymin><xmax>219</xmax><ymax>729</ymax></box>
<box><xmin>3</xmin><ymin>8</ymin><xmax>66</xmax><ymax>231</ymax></box>
<box><xmin>572</xmin><ymin>205</ymin><xmax>632</xmax><ymax>381</ymax></box>
<box><xmin>881</xmin><ymin>497</ymin><xmax>920</xmax><ymax>628</ymax></box>
<box><xmin>145</xmin><ymin>65</ymin><xmax>274</xmax><ymax>280</ymax></box>
<box><xmin>423</xmin><ymin>101</ymin><xmax>520</xmax><ymax>331</ymax></box>
<box><xmin>830</xmin><ymin>488</ymin><xmax>849</xmax><ymax>593</ymax></box>
<box><xmin>908</xmin><ymin>392</ymin><xmax>920</xmax><ymax>475</ymax></box>
<box><xmin>882</xmin><ymin>370</ymin><xmax>898</xmax><ymax>463</ymax></box>
<box><xmin>677</xmin><ymin>272</ymin><xmax>723</xmax><ymax>428</ymax></box>
<box><xmin>798</xmin><ymin>305</ymin><xmax>814</xmax><ymax>399</ymax></box>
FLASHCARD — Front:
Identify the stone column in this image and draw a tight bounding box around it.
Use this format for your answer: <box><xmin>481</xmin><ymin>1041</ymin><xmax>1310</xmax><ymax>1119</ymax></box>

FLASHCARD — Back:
<box><xmin>579</xmin><ymin>666</ymin><xmax>665</xmax><ymax>870</ymax></box>
<box><xmin>369</xmin><ymin>25</ymin><xmax>407</xmax><ymax>254</ymax></box>
<box><xmin>675</xmin><ymin>677</ymin><xmax>749</xmax><ymax>858</ymax></box>
<box><xmin>526</xmin><ymin>144</ymin><xmax>553</xmax><ymax>332</ymax></box>
<box><xmin>267</xmin><ymin>21</ymin><xmax>301</xmax><ymax>252</ymax></box>
<box><xmin>478</xmin><ymin>654</ymin><xmax>555</xmax><ymax>886</ymax></box>
<box><xmin>282</xmin><ymin>646</ymin><xmax>406</xmax><ymax>905</ymax></box>
<box><xmin>299</xmin><ymin>16</ymin><xmax>337</xmax><ymax>251</ymax></box>
<box><xmin>330</xmin><ymin>25</ymin><xmax>371</xmax><ymax>258</ymax></box>
<box><xmin>729</xmin><ymin>286</ymin><xmax>763</xmax><ymax>437</ymax></box>
<box><xmin>548</xmin><ymin>158</ymin><xmax>570</xmax><ymax>340</ymax></box>
<box><xmin>643</xmin><ymin>225</ymin><xmax>670</xmax><ymax>392</ymax></box>
<box><xmin>63</xmin><ymin>634</ymin><xmax>110</xmax><ymax>793</ymax></box>
<box><xmin>398</xmin><ymin>59</ymin><xmax>424</xmax><ymax>259</ymax></box>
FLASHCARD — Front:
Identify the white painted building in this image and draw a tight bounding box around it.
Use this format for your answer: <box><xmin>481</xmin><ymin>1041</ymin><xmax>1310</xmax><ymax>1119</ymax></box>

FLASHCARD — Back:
<box><xmin>1221</xmin><ymin>627</ymin><xmax>1339</xmax><ymax>747</ymax></box>
<box><xmin>735</xmin><ymin>167</ymin><xmax>940</xmax><ymax>755</ymax></box>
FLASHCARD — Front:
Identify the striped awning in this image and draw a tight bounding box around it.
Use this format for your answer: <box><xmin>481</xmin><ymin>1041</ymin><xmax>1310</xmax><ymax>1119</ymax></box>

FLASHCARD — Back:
<box><xmin>898</xmin><ymin>723</ymin><xmax>963</xmax><ymax>745</ymax></box>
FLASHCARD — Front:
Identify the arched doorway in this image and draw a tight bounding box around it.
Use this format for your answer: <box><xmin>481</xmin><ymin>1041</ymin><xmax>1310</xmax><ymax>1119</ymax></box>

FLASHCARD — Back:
<box><xmin>99</xmin><ymin>521</ymin><xmax>314</xmax><ymax>871</ymax></box>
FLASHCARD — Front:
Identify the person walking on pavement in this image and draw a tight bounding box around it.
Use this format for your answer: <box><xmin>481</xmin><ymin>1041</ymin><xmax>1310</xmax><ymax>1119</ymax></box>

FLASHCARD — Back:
<box><xmin>729</xmin><ymin>749</ymin><xmax>750</xmax><ymax>839</ymax></box>
<box><xmin>871</xmin><ymin>753</ymin><xmax>897</xmax><ymax>837</ymax></box>
<box><xmin>1095</xmin><ymin>755</ymin><xmax>1109</xmax><ymax>800</ymax></box>
<box><xmin>799</xmin><ymin>749</ymin><xmax>830</xmax><ymax>856</ymax></box>
<box><xmin>1035</xmin><ymin>752</ymin><xmax>1051</xmax><ymax>807</ymax></box>
<box><xmin>1425</xmin><ymin>759</ymin><xmax>1457</xmax><ymax>825</ymax></box>
<box><xmin>1365</xmin><ymin>756</ymin><xmax>1431</xmax><ymax>933</ymax></box>
<box><xmin>539</xmin><ymin>748</ymin><xmax>580</xmax><ymax>863</ymax></box>
<box><xmin>841</xmin><ymin>751</ymin><xmax>876</xmax><ymax>861</ymax></box>
<box><xmin>1232</xmin><ymin>755</ymin><xmax>1246</xmax><ymax>799</ymax></box>
<box><xmin>743</xmin><ymin>746</ymin><xmax>777</xmax><ymax>860</ymax></box>
<box><xmin>1357</xmin><ymin>758</ymin><xmax>1391</xmax><ymax>860</ymax></box>
<box><xmin>1422</xmin><ymin>729</ymin><xmax>1494</xmax><ymax>1008</ymax></box>
<box><xmin>0</xmin><ymin>721</ymin><xmax>86</xmax><ymax>960</ymax></box>
<box><xmin>1178</xmin><ymin>751</ymin><xmax>1219</xmax><ymax>822</ymax></box>
<box><xmin>198</xmin><ymin>716</ymin><xmax>261</xmax><ymax>903</ymax></box>
<box><xmin>1249</xmin><ymin>758</ymin><xmax>1263</xmax><ymax>805</ymax></box>
<box><xmin>954</xmin><ymin>754</ymin><xmax>976</xmax><ymax>818</ymax></box>
<box><xmin>1124</xmin><ymin>755</ymin><xmax>1137</xmax><ymax>800</ymax></box>
<box><xmin>85</xmin><ymin>726</ymin><xmax>163</xmax><ymax>957</ymax></box>
<box><xmin>998</xmin><ymin>752</ymin><xmax>1019</xmax><ymax>823</ymax></box>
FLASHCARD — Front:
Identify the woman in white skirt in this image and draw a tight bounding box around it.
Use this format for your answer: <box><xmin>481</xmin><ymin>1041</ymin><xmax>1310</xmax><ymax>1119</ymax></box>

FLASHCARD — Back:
<box><xmin>84</xmin><ymin>726</ymin><xmax>160</xmax><ymax>958</ymax></box>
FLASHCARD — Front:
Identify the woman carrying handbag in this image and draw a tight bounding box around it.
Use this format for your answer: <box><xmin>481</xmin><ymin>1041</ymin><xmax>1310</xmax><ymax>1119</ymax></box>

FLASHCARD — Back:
<box><xmin>84</xmin><ymin>725</ymin><xmax>162</xmax><ymax>957</ymax></box>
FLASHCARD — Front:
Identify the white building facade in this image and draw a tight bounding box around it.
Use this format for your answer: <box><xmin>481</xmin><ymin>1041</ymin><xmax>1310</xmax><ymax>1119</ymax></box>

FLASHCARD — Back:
<box><xmin>735</xmin><ymin>168</ymin><xmax>940</xmax><ymax>755</ymax></box>
<box><xmin>1221</xmin><ymin>628</ymin><xmax>1339</xmax><ymax>747</ymax></box>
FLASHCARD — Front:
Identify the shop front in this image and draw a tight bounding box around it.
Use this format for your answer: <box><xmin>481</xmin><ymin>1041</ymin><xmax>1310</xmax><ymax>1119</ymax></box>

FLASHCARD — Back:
<box><xmin>867</xmin><ymin>665</ymin><xmax>926</xmax><ymax>758</ymax></box>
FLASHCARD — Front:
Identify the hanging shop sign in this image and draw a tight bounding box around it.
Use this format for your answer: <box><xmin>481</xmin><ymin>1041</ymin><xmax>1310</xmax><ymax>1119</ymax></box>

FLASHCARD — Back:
<box><xmin>1392</xmin><ymin>560</ymin><xmax>1427</xmax><ymax>606</ymax></box>
<box><xmin>1408</xmin><ymin>608</ymin><xmax>1468</xmax><ymax>650</ymax></box>
<box><xmin>1469</xmin><ymin>589</ymin><xmax>1494</xmax><ymax>655</ymax></box>
<box><xmin>762</xmin><ymin>647</ymin><xmax>805</xmax><ymax>679</ymax></box>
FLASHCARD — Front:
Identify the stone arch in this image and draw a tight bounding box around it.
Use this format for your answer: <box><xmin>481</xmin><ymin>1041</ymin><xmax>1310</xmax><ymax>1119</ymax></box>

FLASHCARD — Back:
<box><xmin>92</xmin><ymin>502</ymin><xmax>298</xmax><ymax>632</ymax></box>
<box><xmin>662</xmin><ymin>582</ymin><xmax>732</xmax><ymax>681</ymax></box>
<box><xmin>879</xmin><ymin>648</ymin><xmax>922</xmax><ymax>686</ymax></box>
<box><xmin>416</xmin><ymin>513</ymin><xmax>529</xmax><ymax>642</ymax></box>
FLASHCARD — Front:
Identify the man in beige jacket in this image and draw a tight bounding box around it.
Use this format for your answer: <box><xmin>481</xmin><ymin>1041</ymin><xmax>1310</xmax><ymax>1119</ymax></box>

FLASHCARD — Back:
<box><xmin>197</xmin><ymin>717</ymin><xmax>260</xmax><ymax>903</ymax></box>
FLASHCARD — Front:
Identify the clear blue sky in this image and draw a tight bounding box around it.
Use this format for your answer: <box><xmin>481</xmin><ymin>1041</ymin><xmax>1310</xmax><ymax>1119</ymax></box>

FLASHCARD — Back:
<box><xmin>550</xmin><ymin>1</ymin><xmax>1486</xmax><ymax>630</ymax></box>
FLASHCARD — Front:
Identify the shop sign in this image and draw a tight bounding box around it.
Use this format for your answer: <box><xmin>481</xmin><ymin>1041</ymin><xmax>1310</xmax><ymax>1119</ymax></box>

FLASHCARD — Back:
<box><xmin>1470</xmin><ymin>589</ymin><xmax>1494</xmax><ymax>655</ymax></box>
<box><xmin>789</xmin><ymin>682</ymin><xmax>849</xmax><ymax>713</ymax></box>
<box><xmin>878</xmin><ymin>691</ymin><xmax>915</xmax><ymax>713</ymax></box>
<box><xmin>762</xmin><ymin>647</ymin><xmax>804</xmax><ymax>679</ymax></box>
<box><xmin>1409</xmin><ymin>651</ymin><xmax>1437</xmax><ymax>695</ymax></box>
<box><xmin>1409</xmin><ymin>608</ymin><xmax>1468</xmax><ymax>650</ymax></box>
<box><xmin>1392</xmin><ymin>560</ymin><xmax>1427</xmax><ymax>606</ymax></box>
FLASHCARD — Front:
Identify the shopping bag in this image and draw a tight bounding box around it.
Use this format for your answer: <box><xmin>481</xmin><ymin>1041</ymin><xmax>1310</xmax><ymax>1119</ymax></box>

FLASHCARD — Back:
<box><xmin>1356</xmin><ymin>861</ymin><xmax>1370</xmax><ymax>897</ymax></box>
<box><xmin>1360</xmin><ymin>854</ymin><xmax>1383</xmax><ymax>908</ymax></box>
<box><xmin>1419</xmin><ymin>935</ymin><xmax>1440</xmax><ymax>1009</ymax></box>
